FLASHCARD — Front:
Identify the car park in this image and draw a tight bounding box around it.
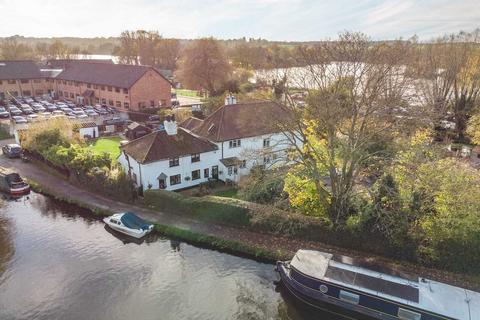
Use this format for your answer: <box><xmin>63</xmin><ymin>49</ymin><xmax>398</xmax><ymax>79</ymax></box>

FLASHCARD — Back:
<box><xmin>76</xmin><ymin>114</ymin><xmax>88</xmax><ymax>119</ymax></box>
<box><xmin>12</xmin><ymin>116</ymin><xmax>27</xmax><ymax>124</ymax></box>
<box><xmin>67</xmin><ymin>115</ymin><xmax>77</xmax><ymax>120</ymax></box>
<box><xmin>72</xmin><ymin>107</ymin><xmax>83</xmax><ymax>112</ymax></box>
<box><xmin>52</xmin><ymin>110</ymin><xmax>64</xmax><ymax>116</ymax></box>
<box><xmin>73</xmin><ymin>110</ymin><xmax>85</xmax><ymax>116</ymax></box>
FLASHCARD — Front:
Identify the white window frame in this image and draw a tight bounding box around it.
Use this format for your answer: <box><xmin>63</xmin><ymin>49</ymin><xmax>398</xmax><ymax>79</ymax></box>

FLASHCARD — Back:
<box><xmin>229</xmin><ymin>139</ymin><xmax>241</xmax><ymax>148</ymax></box>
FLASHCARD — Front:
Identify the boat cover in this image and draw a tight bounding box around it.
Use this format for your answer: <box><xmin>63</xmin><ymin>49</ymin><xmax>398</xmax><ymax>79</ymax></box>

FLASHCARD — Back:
<box><xmin>120</xmin><ymin>212</ymin><xmax>151</xmax><ymax>230</ymax></box>
<box><xmin>290</xmin><ymin>250</ymin><xmax>332</xmax><ymax>279</ymax></box>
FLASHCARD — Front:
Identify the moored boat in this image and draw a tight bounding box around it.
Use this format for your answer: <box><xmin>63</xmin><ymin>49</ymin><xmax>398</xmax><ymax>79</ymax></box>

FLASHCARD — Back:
<box><xmin>103</xmin><ymin>212</ymin><xmax>154</xmax><ymax>239</ymax></box>
<box><xmin>276</xmin><ymin>249</ymin><xmax>480</xmax><ymax>320</ymax></box>
<box><xmin>0</xmin><ymin>168</ymin><xmax>30</xmax><ymax>196</ymax></box>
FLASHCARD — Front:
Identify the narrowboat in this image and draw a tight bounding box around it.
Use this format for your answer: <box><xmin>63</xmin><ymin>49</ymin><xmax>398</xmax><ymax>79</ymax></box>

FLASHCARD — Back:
<box><xmin>276</xmin><ymin>250</ymin><xmax>480</xmax><ymax>320</ymax></box>
<box><xmin>103</xmin><ymin>212</ymin><xmax>154</xmax><ymax>239</ymax></box>
<box><xmin>0</xmin><ymin>168</ymin><xmax>30</xmax><ymax>196</ymax></box>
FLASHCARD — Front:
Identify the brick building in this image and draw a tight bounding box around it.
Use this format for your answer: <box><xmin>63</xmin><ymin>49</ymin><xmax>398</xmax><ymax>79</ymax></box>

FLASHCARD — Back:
<box><xmin>0</xmin><ymin>60</ymin><xmax>172</xmax><ymax>112</ymax></box>
<box><xmin>0</xmin><ymin>60</ymin><xmax>52</xmax><ymax>98</ymax></box>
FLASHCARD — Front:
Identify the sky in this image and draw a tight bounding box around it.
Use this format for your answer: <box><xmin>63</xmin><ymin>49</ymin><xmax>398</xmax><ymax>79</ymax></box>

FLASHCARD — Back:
<box><xmin>0</xmin><ymin>0</ymin><xmax>479</xmax><ymax>41</ymax></box>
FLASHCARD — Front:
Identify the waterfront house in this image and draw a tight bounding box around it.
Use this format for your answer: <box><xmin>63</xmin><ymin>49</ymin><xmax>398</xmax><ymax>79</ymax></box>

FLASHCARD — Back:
<box><xmin>184</xmin><ymin>96</ymin><xmax>297</xmax><ymax>183</ymax></box>
<box><xmin>118</xmin><ymin>116</ymin><xmax>219</xmax><ymax>191</ymax></box>
<box><xmin>118</xmin><ymin>97</ymin><xmax>301</xmax><ymax>191</ymax></box>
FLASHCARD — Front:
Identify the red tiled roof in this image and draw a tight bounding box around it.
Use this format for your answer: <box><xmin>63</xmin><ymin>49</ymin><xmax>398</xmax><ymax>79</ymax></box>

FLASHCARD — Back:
<box><xmin>191</xmin><ymin>100</ymin><xmax>289</xmax><ymax>142</ymax></box>
<box><xmin>121</xmin><ymin>128</ymin><xmax>217</xmax><ymax>164</ymax></box>
<box><xmin>179</xmin><ymin>117</ymin><xmax>204</xmax><ymax>131</ymax></box>
<box><xmin>55</xmin><ymin>61</ymin><xmax>170</xmax><ymax>88</ymax></box>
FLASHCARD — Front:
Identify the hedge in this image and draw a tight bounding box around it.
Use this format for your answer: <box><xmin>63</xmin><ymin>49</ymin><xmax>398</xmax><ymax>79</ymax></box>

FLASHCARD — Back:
<box><xmin>144</xmin><ymin>189</ymin><xmax>250</xmax><ymax>226</ymax></box>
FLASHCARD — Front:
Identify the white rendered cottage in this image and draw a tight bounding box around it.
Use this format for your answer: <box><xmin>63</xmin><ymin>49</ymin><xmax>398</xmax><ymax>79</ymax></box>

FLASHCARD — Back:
<box><xmin>118</xmin><ymin>116</ymin><xmax>220</xmax><ymax>191</ymax></box>
<box><xmin>181</xmin><ymin>97</ymin><xmax>297</xmax><ymax>183</ymax></box>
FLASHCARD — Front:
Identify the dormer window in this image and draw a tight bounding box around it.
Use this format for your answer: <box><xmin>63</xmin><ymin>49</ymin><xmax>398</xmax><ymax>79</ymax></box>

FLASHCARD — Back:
<box><xmin>191</xmin><ymin>153</ymin><xmax>200</xmax><ymax>163</ymax></box>
<box><xmin>229</xmin><ymin>139</ymin><xmax>241</xmax><ymax>148</ymax></box>
<box><xmin>169</xmin><ymin>157</ymin><xmax>179</xmax><ymax>167</ymax></box>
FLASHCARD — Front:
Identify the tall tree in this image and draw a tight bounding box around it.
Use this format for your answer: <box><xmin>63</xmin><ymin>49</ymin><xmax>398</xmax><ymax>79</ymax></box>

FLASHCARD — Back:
<box><xmin>176</xmin><ymin>38</ymin><xmax>232</xmax><ymax>95</ymax></box>
<box><xmin>276</xmin><ymin>32</ymin><xmax>412</xmax><ymax>226</ymax></box>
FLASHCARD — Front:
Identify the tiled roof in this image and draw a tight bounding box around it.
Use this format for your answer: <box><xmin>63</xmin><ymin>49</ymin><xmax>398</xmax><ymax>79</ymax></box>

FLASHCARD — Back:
<box><xmin>191</xmin><ymin>100</ymin><xmax>289</xmax><ymax>142</ymax></box>
<box><xmin>0</xmin><ymin>60</ymin><xmax>43</xmax><ymax>80</ymax></box>
<box><xmin>179</xmin><ymin>117</ymin><xmax>204</xmax><ymax>131</ymax></box>
<box><xmin>55</xmin><ymin>61</ymin><xmax>168</xmax><ymax>88</ymax></box>
<box><xmin>121</xmin><ymin>128</ymin><xmax>217</xmax><ymax>164</ymax></box>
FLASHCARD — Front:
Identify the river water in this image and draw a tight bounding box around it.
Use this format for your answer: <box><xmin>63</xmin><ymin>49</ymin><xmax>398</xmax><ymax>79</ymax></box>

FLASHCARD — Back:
<box><xmin>0</xmin><ymin>192</ymin><xmax>344</xmax><ymax>320</ymax></box>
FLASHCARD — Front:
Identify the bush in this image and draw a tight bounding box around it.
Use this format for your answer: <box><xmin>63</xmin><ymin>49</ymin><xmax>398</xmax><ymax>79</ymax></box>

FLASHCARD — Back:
<box><xmin>238</xmin><ymin>167</ymin><xmax>285</xmax><ymax>204</ymax></box>
<box><xmin>144</xmin><ymin>189</ymin><xmax>250</xmax><ymax>226</ymax></box>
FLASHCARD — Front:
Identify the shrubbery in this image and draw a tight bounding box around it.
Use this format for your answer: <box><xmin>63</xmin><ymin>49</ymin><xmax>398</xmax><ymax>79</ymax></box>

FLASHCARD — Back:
<box><xmin>21</xmin><ymin>119</ymin><xmax>135</xmax><ymax>201</ymax></box>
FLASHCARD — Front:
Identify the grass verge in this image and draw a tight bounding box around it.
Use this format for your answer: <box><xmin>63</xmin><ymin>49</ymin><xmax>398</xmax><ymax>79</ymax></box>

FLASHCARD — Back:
<box><xmin>28</xmin><ymin>179</ymin><xmax>284</xmax><ymax>262</ymax></box>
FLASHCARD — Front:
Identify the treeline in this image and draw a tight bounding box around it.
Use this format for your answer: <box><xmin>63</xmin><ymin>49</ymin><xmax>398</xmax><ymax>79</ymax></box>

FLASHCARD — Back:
<box><xmin>0</xmin><ymin>36</ymin><xmax>99</xmax><ymax>60</ymax></box>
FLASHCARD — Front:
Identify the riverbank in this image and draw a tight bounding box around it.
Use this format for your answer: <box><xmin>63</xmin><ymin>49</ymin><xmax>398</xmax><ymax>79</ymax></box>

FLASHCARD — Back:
<box><xmin>1</xmin><ymin>153</ymin><xmax>479</xmax><ymax>290</ymax></box>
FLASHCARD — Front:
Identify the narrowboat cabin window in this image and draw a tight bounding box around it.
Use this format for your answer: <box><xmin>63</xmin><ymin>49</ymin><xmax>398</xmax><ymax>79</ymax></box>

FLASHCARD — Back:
<box><xmin>339</xmin><ymin>290</ymin><xmax>359</xmax><ymax>305</ymax></box>
<box><xmin>398</xmin><ymin>308</ymin><xmax>421</xmax><ymax>320</ymax></box>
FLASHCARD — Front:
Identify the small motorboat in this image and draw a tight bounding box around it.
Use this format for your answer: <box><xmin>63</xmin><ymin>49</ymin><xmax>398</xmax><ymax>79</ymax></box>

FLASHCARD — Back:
<box><xmin>276</xmin><ymin>249</ymin><xmax>480</xmax><ymax>320</ymax></box>
<box><xmin>103</xmin><ymin>212</ymin><xmax>154</xmax><ymax>239</ymax></box>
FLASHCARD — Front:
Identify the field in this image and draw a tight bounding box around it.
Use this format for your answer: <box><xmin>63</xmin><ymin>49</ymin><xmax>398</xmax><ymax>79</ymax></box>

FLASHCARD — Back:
<box><xmin>87</xmin><ymin>136</ymin><xmax>122</xmax><ymax>160</ymax></box>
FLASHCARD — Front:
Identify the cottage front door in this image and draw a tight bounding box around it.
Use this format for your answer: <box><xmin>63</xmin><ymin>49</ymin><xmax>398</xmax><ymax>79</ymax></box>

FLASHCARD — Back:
<box><xmin>159</xmin><ymin>179</ymin><xmax>166</xmax><ymax>189</ymax></box>
<box><xmin>212</xmin><ymin>166</ymin><xmax>218</xmax><ymax>180</ymax></box>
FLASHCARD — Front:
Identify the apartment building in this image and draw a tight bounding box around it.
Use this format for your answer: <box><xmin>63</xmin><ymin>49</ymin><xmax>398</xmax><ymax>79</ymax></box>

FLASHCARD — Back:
<box><xmin>52</xmin><ymin>61</ymin><xmax>172</xmax><ymax>111</ymax></box>
<box><xmin>0</xmin><ymin>60</ymin><xmax>52</xmax><ymax>98</ymax></box>
<box><xmin>0</xmin><ymin>60</ymin><xmax>172</xmax><ymax>112</ymax></box>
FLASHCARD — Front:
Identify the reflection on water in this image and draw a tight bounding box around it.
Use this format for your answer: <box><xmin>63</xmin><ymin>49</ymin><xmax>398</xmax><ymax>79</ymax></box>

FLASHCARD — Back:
<box><xmin>0</xmin><ymin>192</ymin><xmax>345</xmax><ymax>320</ymax></box>
<box><xmin>0</xmin><ymin>204</ymin><xmax>14</xmax><ymax>280</ymax></box>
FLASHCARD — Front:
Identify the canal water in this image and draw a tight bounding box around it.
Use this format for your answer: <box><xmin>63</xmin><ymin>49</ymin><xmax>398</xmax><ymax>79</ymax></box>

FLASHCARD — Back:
<box><xmin>0</xmin><ymin>192</ymin><xmax>345</xmax><ymax>320</ymax></box>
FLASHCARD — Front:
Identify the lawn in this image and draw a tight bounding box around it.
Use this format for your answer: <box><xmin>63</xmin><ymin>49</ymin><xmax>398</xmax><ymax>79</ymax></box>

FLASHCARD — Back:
<box><xmin>87</xmin><ymin>136</ymin><xmax>122</xmax><ymax>160</ymax></box>
<box><xmin>173</xmin><ymin>89</ymin><xmax>201</xmax><ymax>97</ymax></box>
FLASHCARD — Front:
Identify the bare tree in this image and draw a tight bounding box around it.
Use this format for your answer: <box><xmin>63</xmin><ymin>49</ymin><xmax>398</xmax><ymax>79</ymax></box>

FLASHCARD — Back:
<box><xmin>274</xmin><ymin>32</ymin><xmax>413</xmax><ymax>226</ymax></box>
<box><xmin>176</xmin><ymin>38</ymin><xmax>232</xmax><ymax>95</ymax></box>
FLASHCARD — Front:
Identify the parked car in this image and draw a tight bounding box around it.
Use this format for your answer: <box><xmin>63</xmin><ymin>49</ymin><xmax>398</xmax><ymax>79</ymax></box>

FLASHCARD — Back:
<box><xmin>31</xmin><ymin>104</ymin><xmax>46</xmax><ymax>112</ymax></box>
<box><xmin>0</xmin><ymin>107</ymin><xmax>10</xmax><ymax>118</ymax></box>
<box><xmin>85</xmin><ymin>110</ymin><xmax>98</xmax><ymax>117</ymax></box>
<box><xmin>9</xmin><ymin>108</ymin><xmax>23</xmax><ymax>116</ymax></box>
<box><xmin>73</xmin><ymin>110</ymin><xmax>85</xmax><ymax>116</ymax></box>
<box><xmin>52</xmin><ymin>110</ymin><xmax>64</xmax><ymax>116</ymax></box>
<box><xmin>76</xmin><ymin>114</ymin><xmax>88</xmax><ymax>119</ymax></box>
<box><xmin>40</xmin><ymin>112</ymin><xmax>51</xmax><ymax>119</ymax></box>
<box><xmin>46</xmin><ymin>104</ymin><xmax>57</xmax><ymax>111</ymax></box>
<box><xmin>27</xmin><ymin>114</ymin><xmax>40</xmax><ymax>122</ymax></box>
<box><xmin>12</xmin><ymin>116</ymin><xmax>27</xmax><ymax>124</ymax></box>
<box><xmin>2</xmin><ymin>144</ymin><xmax>22</xmax><ymax>158</ymax></box>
